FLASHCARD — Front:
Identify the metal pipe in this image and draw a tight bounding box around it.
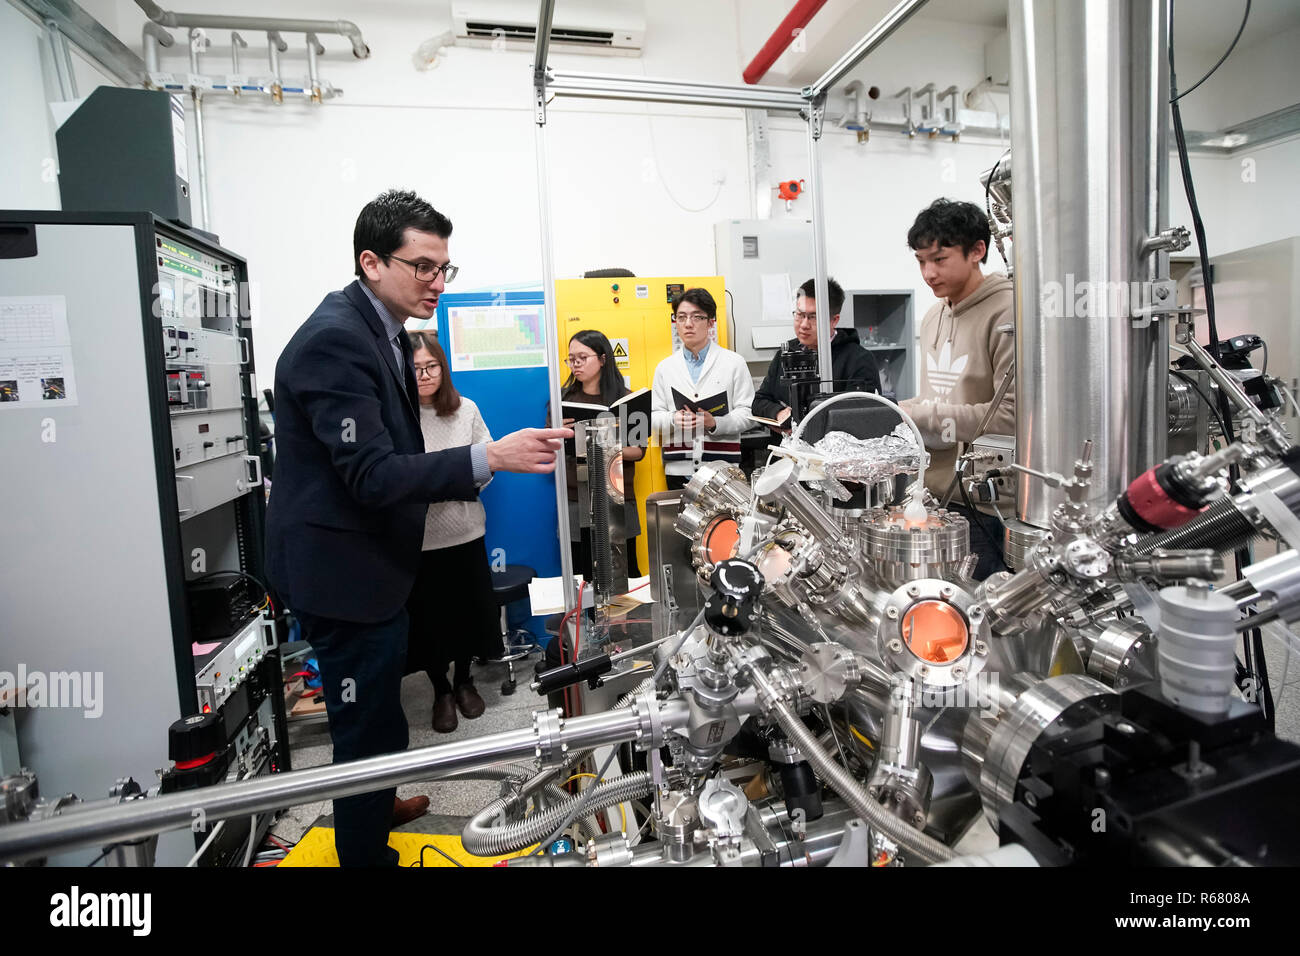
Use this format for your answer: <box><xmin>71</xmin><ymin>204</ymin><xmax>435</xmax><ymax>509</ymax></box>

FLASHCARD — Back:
<box><xmin>805</xmin><ymin>104</ymin><xmax>834</xmax><ymax>391</ymax></box>
<box><xmin>742</xmin><ymin>0</ymin><xmax>831</xmax><ymax>85</ymax></box>
<box><xmin>14</xmin><ymin>0</ymin><xmax>148</xmax><ymax>87</ymax></box>
<box><xmin>230</xmin><ymin>31</ymin><xmax>247</xmax><ymax>80</ymax></box>
<box><xmin>188</xmin><ymin>29</ymin><xmax>210</xmax><ymax>229</ymax></box>
<box><xmin>892</xmin><ymin>86</ymin><xmax>914</xmax><ymax>136</ymax></box>
<box><xmin>141</xmin><ymin>22</ymin><xmax>174</xmax><ymax>76</ymax></box>
<box><xmin>533</xmin><ymin>0</ymin><xmax>556</xmax><ymax>75</ymax></box>
<box><xmin>267</xmin><ymin>31</ymin><xmax>286</xmax><ymax>105</ymax></box>
<box><xmin>549</xmin><ymin>71</ymin><xmax>807</xmax><ymax>113</ymax></box>
<box><xmin>44</xmin><ymin>19</ymin><xmax>74</xmax><ymax>100</ymax></box>
<box><xmin>306</xmin><ymin>32</ymin><xmax>324</xmax><ymax>104</ymax></box>
<box><xmin>534</xmin><ymin>118</ymin><xmax>576</xmax><ymax>610</ymax></box>
<box><xmin>1010</xmin><ymin>0</ymin><xmax>1168</xmax><ymax>529</ymax></box>
<box><xmin>0</xmin><ymin>700</ymin><xmax>683</xmax><ymax>864</ymax></box>
<box><xmin>133</xmin><ymin>0</ymin><xmax>369</xmax><ymax>59</ymax></box>
<box><xmin>57</xmin><ymin>20</ymin><xmax>78</xmax><ymax>97</ymax></box>
<box><xmin>807</xmin><ymin>0</ymin><xmax>930</xmax><ymax>99</ymax></box>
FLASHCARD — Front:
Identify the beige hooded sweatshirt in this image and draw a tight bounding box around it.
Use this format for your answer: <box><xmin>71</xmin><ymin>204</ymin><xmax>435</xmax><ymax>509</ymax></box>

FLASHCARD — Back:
<box><xmin>902</xmin><ymin>273</ymin><xmax>1015</xmax><ymax>498</ymax></box>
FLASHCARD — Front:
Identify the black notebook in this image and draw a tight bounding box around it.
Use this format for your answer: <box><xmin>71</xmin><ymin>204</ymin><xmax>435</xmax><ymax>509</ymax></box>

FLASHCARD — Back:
<box><xmin>670</xmin><ymin>387</ymin><xmax>730</xmax><ymax>418</ymax></box>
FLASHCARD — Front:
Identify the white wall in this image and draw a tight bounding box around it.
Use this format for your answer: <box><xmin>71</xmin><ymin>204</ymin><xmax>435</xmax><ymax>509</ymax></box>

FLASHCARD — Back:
<box><xmin>0</xmin><ymin>2</ymin><xmax>124</xmax><ymax>210</ymax></box>
<box><xmin>761</xmin><ymin>17</ymin><xmax>1013</xmax><ymax>329</ymax></box>
<box><xmin>1</xmin><ymin>0</ymin><xmax>1295</xmax><ymax>379</ymax></box>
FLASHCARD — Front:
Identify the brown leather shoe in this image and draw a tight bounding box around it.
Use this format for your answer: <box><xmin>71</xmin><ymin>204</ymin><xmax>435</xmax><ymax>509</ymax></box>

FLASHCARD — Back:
<box><xmin>392</xmin><ymin>794</ymin><xmax>429</xmax><ymax>827</ymax></box>
<box><xmin>433</xmin><ymin>693</ymin><xmax>458</xmax><ymax>733</ymax></box>
<box><xmin>454</xmin><ymin>683</ymin><xmax>486</xmax><ymax>719</ymax></box>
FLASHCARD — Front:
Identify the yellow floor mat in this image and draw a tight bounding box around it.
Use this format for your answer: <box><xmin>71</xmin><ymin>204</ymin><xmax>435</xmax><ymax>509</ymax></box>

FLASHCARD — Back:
<box><xmin>278</xmin><ymin>827</ymin><xmax>534</xmax><ymax>867</ymax></box>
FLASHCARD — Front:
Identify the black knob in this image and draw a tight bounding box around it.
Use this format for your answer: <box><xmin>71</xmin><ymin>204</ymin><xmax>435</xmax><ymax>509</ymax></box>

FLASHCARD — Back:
<box><xmin>168</xmin><ymin>713</ymin><xmax>224</xmax><ymax>764</ymax></box>
<box><xmin>705</xmin><ymin>559</ymin><xmax>765</xmax><ymax>636</ymax></box>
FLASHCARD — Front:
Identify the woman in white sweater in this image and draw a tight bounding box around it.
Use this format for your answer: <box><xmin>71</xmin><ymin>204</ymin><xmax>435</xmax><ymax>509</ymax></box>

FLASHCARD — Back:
<box><xmin>405</xmin><ymin>332</ymin><xmax>497</xmax><ymax>733</ymax></box>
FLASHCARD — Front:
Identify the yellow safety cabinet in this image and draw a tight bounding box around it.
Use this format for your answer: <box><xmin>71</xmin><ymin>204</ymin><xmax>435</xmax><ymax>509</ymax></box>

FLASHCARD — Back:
<box><xmin>554</xmin><ymin>276</ymin><xmax>729</xmax><ymax>571</ymax></box>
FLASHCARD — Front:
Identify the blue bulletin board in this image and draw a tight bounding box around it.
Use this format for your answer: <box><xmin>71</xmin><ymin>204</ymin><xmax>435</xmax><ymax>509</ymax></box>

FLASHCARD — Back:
<box><xmin>431</xmin><ymin>291</ymin><xmax>560</xmax><ymax>642</ymax></box>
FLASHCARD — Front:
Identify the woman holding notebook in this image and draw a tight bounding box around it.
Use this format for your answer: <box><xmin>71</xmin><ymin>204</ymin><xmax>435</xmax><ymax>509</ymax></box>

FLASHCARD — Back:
<box><xmin>556</xmin><ymin>329</ymin><xmax>648</xmax><ymax>577</ymax></box>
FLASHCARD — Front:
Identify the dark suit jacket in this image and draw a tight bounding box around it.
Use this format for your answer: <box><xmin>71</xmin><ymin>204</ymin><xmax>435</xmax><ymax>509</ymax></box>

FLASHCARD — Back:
<box><xmin>266</xmin><ymin>280</ymin><xmax>477</xmax><ymax>623</ymax></box>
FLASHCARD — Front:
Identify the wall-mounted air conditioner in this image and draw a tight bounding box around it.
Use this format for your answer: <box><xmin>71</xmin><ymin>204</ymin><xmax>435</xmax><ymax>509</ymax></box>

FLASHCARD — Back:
<box><xmin>452</xmin><ymin>0</ymin><xmax>645</xmax><ymax>57</ymax></box>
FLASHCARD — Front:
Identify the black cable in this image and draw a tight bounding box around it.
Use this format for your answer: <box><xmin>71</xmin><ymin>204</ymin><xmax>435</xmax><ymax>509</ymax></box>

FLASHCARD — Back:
<box><xmin>1169</xmin><ymin>4</ymin><xmax>1224</xmax><ymax>356</ymax></box>
<box><xmin>1169</xmin><ymin>1</ymin><xmax>1252</xmax><ymax>104</ymax></box>
<box><xmin>87</xmin><ymin>844</ymin><xmax>118</xmax><ymax>867</ymax></box>
<box><xmin>959</xmin><ymin>477</ymin><xmax>1003</xmax><ymax>556</ymax></box>
<box><xmin>412</xmin><ymin>843</ymin><xmax>464</xmax><ymax>867</ymax></box>
<box><xmin>724</xmin><ymin>288</ymin><xmax>737</xmax><ymax>352</ymax></box>
<box><xmin>1170</xmin><ymin>6</ymin><xmax>1273</xmax><ymax>725</ymax></box>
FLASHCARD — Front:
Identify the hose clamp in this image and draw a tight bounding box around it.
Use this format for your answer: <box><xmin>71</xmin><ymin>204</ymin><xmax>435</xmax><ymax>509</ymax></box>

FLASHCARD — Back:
<box><xmin>532</xmin><ymin>707</ymin><xmax>567</xmax><ymax>766</ymax></box>
<box><xmin>631</xmin><ymin>691</ymin><xmax>666</xmax><ymax>750</ymax></box>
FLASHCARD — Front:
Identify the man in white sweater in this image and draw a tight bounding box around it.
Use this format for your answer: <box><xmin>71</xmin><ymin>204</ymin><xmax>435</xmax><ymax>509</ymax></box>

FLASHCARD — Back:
<box><xmin>651</xmin><ymin>288</ymin><xmax>754</xmax><ymax>489</ymax></box>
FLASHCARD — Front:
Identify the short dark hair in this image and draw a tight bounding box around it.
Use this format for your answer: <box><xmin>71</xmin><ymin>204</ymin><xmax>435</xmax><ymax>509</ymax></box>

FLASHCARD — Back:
<box><xmin>354</xmin><ymin>189</ymin><xmax>453</xmax><ymax>277</ymax></box>
<box><xmin>670</xmin><ymin>288</ymin><xmax>716</xmax><ymax>319</ymax></box>
<box><xmin>907</xmin><ymin>198</ymin><xmax>990</xmax><ymax>263</ymax></box>
<box><xmin>407</xmin><ymin>330</ymin><xmax>462</xmax><ymax>416</ymax></box>
<box><xmin>797</xmin><ymin>277</ymin><xmax>845</xmax><ymax>316</ymax></box>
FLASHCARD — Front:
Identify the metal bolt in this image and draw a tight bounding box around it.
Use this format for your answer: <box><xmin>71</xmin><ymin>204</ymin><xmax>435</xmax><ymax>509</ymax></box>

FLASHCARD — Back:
<box><xmin>1095</xmin><ymin>768</ymin><xmax>1111</xmax><ymax>788</ymax></box>
<box><xmin>913</xmin><ymin>812</ymin><xmax>925</xmax><ymax>826</ymax></box>
<box><xmin>907</xmin><ymin>585</ymin><xmax>920</xmax><ymax>598</ymax></box>
<box><xmin>1115</xmin><ymin>721</ymin><xmax>1137</xmax><ymax>735</ymax></box>
<box><xmin>974</xmin><ymin>641</ymin><xmax>988</xmax><ymax>655</ymax></box>
<box><xmin>952</xmin><ymin>666</ymin><xmax>965</xmax><ymax>681</ymax></box>
<box><xmin>886</xmin><ymin>607</ymin><xmax>899</xmax><ymax>620</ymax></box>
<box><xmin>887</xmin><ymin>639</ymin><xmax>903</xmax><ymax>654</ymax></box>
<box><xmin>1023</xmin><ymin>791</ymin><xmax>1038</xmax><ymax>808</ymax></box>
<box><xmin>940</xmin><ymin>586</ymin><xmax>953</xmax><ymax>598</ymax></box>
<box><xmin>969</xmin><ymin>605</ymin><xmax>984</xmax><ymax>618</ymax></box>
<box><xmin>1156</xmin><ymin>286</ymin><xmax>1169</xmax><ymax>300</ymax></box>
<box><xmin>919</xmin><ymin>665</ymin><xmax>930</xmax><ymax>677</ymax></box>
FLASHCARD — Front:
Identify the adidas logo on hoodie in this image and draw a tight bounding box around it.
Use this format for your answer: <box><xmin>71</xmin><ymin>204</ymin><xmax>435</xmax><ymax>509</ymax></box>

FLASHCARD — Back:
<box><xmin>926</xmin><ymin>341</ymin><xmax>969</xmax><ymax>397</ymax></box>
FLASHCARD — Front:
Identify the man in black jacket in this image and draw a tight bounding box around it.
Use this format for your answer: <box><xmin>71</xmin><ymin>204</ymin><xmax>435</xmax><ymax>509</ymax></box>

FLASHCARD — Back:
<box><xmin>752</xmin><ymin>277</ymin><xmax>881</xmax><ymax>428</ymax></box>
<box><xmin>266</xmin><ymin>189</ymin><xmax>569</xmax><ymax>866</ymax></box>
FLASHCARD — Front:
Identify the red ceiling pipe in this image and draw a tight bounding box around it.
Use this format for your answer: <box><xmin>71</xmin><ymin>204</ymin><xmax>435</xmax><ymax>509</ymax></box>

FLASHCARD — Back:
<box><xmin>742</xmin><ymin>0</ymin><xmax>831</xmax><ymax>85</ymax></box>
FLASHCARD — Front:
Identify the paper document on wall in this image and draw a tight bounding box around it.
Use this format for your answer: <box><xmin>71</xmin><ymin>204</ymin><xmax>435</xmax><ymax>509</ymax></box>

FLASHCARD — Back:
<box><xmin>760</xmin><ymin>272</ymin><xmax>792</xmax><ymax>324</ymax></box>
<box><xmin>0</xmin><ymin>296</ymin><xmax>79</xmax><ymax>409</ymax></box>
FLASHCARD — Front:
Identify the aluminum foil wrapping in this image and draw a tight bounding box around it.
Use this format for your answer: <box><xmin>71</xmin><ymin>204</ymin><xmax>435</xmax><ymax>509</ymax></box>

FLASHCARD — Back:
<box><xmin>814</xmin><ymin>424</ymin><xmax>923</xmax><ymax>484</ymax></box>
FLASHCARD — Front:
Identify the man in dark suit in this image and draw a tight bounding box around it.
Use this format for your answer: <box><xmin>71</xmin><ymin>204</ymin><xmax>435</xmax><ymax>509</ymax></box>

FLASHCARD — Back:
<box><xmin>266</xmin><ymin>189</ymin><xmax>569</xmax><ymax>866</ymax></box>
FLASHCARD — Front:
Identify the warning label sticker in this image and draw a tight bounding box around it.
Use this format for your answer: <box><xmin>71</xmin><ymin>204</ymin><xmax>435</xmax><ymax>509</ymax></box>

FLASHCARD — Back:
<box><xmin>610</xmin><ymin>337</ymin><xmax>630</xmax><ymax>372</ymax></box>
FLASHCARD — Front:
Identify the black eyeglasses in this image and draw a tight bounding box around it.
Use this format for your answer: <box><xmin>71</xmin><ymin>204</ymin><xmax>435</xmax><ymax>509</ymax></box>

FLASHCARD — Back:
<box><xmin>387</xmin><ymin>255</ymin><xmax>459</xmax><ymax>283</ymax></box>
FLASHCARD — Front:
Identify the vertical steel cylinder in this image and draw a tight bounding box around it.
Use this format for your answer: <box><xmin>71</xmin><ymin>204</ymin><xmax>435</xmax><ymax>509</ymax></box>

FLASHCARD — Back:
<box><xmin>1009</xmin><ymin>0</ymin><xmax>1169</xmax><ymax>528</ymax></box>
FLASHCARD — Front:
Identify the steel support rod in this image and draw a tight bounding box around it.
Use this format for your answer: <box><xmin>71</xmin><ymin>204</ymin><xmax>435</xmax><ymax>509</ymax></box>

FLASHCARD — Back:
<box><xmin>0</xmin><ymin>701</ymin><xmax>685</xmax><ymax>864</ymax></box>
<box><xmin>44</xmin><ymin>19</ymin><xmax>75</xmax><ymax>100</ymax></box>
<box><xmin>533</xmin><ymin>0</ymin><xmax>556</xmax><ymax>78</ymax></box>
<box><xmin>805</xmin><ymin>109</ymin><xmax>834</xmax><ymax>391</ymax></box>
<box><xmin>549</xmin><ymin>71</ymin><xmax>807</xmax><ymax>113</ymax></box>
<box><xmin>535</xmin><ymin>120</ymin><xmax>576</xmax><ymax>611</ymax></box>
<box><xmin>807</xmin><ymin>0</ymin><xmax>931</xmax><ymax>99</ymax></box>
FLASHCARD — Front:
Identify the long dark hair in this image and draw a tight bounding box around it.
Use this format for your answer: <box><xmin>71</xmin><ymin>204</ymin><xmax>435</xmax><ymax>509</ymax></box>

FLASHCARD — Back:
<box><xmin>407</xmin><ymin>330</ymin><xmax>462</xmax><ymax>416</ymax></box>
<box><xmin>562</xmin><ymin>329</ymin><xmax>627</xmax><ymax>406</ymax></box>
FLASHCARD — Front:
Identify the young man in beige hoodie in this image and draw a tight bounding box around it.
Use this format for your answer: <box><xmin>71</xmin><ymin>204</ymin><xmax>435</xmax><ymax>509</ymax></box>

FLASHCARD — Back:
<box><xmin>899</xmin><ymin>198</ymin><xmax>1014</xmax><ymax>578</ymax></box>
